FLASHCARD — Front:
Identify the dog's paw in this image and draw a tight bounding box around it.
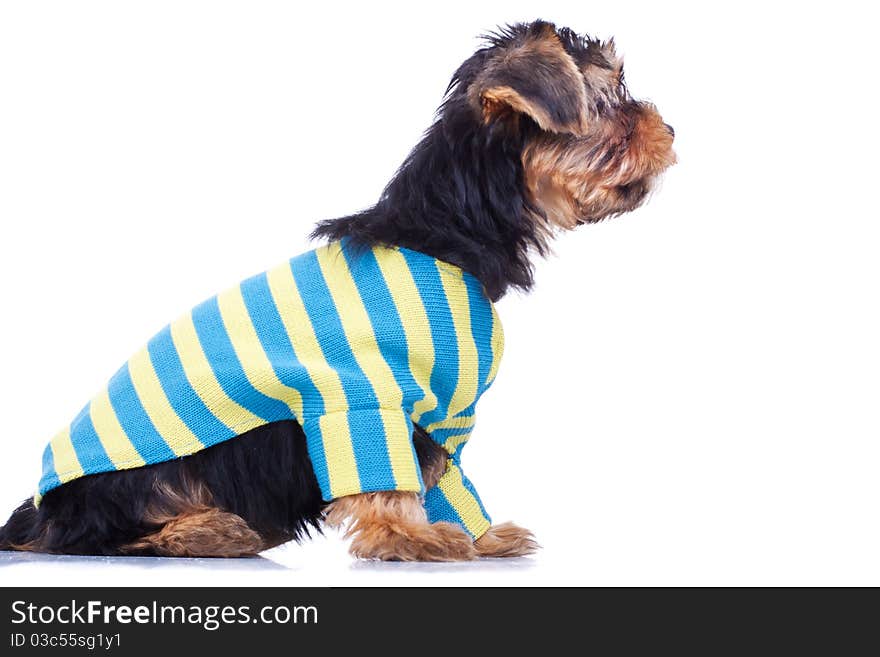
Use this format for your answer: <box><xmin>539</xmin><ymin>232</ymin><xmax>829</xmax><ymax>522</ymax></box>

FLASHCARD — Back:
<box><xmin>349</xmin><ymin>520</ymin><xmax>477</xmax><ymax>562</ymax></box>
<box><xmin>475</xmin><ymin>522</ymin><xmax>539</xmax><ymax>558</ymax></box>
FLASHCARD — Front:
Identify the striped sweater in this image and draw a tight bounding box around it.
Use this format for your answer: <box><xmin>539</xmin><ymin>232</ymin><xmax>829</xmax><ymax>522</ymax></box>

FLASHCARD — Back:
<box><xmin>37</xmin><ymin>240</ymin><xmax>503</xmax><ymax>539</ymax></box>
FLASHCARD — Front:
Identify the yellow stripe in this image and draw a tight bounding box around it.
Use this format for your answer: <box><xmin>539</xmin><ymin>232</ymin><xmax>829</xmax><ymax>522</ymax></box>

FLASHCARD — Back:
<box><xmin>378</xmin><ymin>409</ymin><xmax>422</xmax><ymax>491</ymax></box>
<box><xmin>426</xmin><ymin>414</ymin><xmax>475</xmax><ymax>456</ymax></box>
<box><xmin>437</xmin><ymin>265</ymin><xmax>479</xmax><ymax>418</ymax></box>
<box><xmin>437</xmin><ymin>462</ymin><xmax>491</xmax><ymax>539</ymax></box>
<box><xmin>266</xmin><ymin>261</ymin><xmax>357</xmax><ymax>497</ymax></box>
<box><xmin>89</xmin><ymin>388</ymin><xmax>147</xmax><ymax>470</ymax></box>
<box><xmin>443</xmin><ymin>431</ymin><xmax>472</xmax><ymax>456</ymax></box>
<box><xmin>170</xmin><ymin>313</ymin><xmax>265</xmax><ymax>435</ymax></box>
<box><xmin>486</xmin><ymin>304</ymin><xmax>504</xmax><ymax>386</ymax></box>
<box><xmin>49</xmin><ymin>427</ymin><xmax>84</xmax><ymax>483</ymax></box>
<box><xmin>315</xmin><ymin>243</ymin><xmax>403</xmax><ymax>410</ymax></box>
<box><xmin>374</xmin><ymin>247</ymin><xmax>438</xmax><ymax>422</ymax></box>
<box><xmin>317</xmin><ymin>413</ymin><xmax>361</xmax><ymax>498</ymax></box>
<box><xmin>128</xmin><ymin>346</ymin><xmax>204</xmax><ymax>457</ymax></box>
<box><xmin>216</xmin><ymin>286</ymin><xmax>304</xmax><ymax>419</ymax></box>
<box><xmin>316</xmin><ymin>243</ymin><xmax>417</xmax><ymax>487</ymax></box>
<box><xmin>424</xmin><ymin>414</ymin><xmax>476</xmax><ymax>434</ymax></box>
<box><xmin>265</xmin><ymin>261</ymin><xmax>348</xmax><ymax>412</ymax></box>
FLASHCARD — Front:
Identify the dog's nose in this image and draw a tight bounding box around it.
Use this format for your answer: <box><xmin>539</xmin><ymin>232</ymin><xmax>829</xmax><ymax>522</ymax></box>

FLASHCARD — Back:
<box><xmin>664</xmin><ymin>123</ymin><xmax>675</xmax><ymax>138</ymax></box>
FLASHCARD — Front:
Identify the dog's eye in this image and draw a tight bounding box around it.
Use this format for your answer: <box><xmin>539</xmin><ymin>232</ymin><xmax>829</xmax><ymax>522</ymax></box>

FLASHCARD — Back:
<box><xmin>616</xmin><ymin>180</ymin><xmax>647</xmax><ymax>202</ymax></box>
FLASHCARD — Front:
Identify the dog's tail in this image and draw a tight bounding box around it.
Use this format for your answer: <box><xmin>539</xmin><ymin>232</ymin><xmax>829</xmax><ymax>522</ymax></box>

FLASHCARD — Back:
<box><xmin>0</xmin><ymin>498</ymin><xmax>42</xmax><ymax>551</ymax></box>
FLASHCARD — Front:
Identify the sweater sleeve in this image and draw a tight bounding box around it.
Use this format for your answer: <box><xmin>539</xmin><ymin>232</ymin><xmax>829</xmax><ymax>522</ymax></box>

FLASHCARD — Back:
<box><xmin>423</xmin><ymin>453</ymin><xmax>492</xmax><ymax>540</ymax></box>
<box><xmin>301</xmin><ymin>408</ymin><xmax>425</xmax><ymax>501</ymax></box>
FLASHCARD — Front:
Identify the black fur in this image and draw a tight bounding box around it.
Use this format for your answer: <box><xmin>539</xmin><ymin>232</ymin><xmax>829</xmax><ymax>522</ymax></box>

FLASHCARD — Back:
<box><xmin>0</xmin><ymin>422</ymin><xmax>323</xmax><ymax>555</ymax></box>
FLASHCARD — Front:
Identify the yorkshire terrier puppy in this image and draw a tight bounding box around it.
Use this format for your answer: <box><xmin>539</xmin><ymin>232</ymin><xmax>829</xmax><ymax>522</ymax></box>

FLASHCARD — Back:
<box><xmin>0</xmin><ymin>20</ymin><xmax>675</xmax><ymax>561</ymax></box>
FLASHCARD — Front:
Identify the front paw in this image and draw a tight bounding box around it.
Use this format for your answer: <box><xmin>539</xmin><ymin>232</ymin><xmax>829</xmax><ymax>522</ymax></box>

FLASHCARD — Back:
<box><xmin>475</xmin><ymin>522</ymin><xmax>539</xmax><ymax>558</ymax></box>
<box><xmin>350</xmin><ymin>520</ymin><xmax>477</xmax><ymax>562</ymax></box>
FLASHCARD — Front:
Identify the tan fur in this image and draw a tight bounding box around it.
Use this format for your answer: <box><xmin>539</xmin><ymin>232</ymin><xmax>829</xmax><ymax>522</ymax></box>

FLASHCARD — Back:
<box><xmin>123</xmin><ymin>477</ymin><xmax>263</xmax><ymax>557</ymax></box>
<box><xmin>142</xmin><ymin>478</ymin><xmax>212</xmax><ymax>522</ymax></box>
<box><xmin>480</xmin><ymin>83</ymin><xmax>586</xmax><ymax>136</ymax></box>
<box><xmin>523</xmin><ymin>103</ymin><xmax>676</xmax><ymax>230</ymax></box>
<box><xmin>6</xmin><ymin>537</ymin><xmax>41</xmax><ymax>552</ymax></box>
<box><xmin>326</xmin><ymin>491</ymin><xmax>476</xmax><ymax>561</ymax></box>
<box><xmin>124</xmin><ymin>508</ymin><xmax>264</xmax><ymax>558</ymax></box>
<box><xmin>481</xmin><ymin>86</ymin><xmax>559</xmax><ymax>132</ymax></box>
<box><xmin>475</xmin><ymin>522</ymin><xmax>539</xmax><ymax>558</ymax></box>
<box><xmin>623</xmin><ymin>106</ymin><xmax>678</xmax><ymax>178</ymax></box>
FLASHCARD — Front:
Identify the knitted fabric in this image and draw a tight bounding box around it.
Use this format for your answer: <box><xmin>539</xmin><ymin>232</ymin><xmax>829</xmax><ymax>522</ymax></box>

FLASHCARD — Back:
<box><xmin>36</xmin><ymin>240</ymin><xmax>502</xmax><ymax>539</ymax></box>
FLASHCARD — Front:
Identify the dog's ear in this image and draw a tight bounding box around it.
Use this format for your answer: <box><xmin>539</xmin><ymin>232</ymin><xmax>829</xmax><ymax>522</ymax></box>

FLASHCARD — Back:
<box><xmin>468</xmin><ymin>21</ymin><xmax>589</xmax><ymax>136</ymax></box>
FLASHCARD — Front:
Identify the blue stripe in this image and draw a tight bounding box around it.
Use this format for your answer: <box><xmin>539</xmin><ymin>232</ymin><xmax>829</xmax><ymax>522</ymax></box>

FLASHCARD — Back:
<box><xmin>464</xmin><ymin>275</ymin><xmax>494</xmax><ymax>394</ymax></box>
<box><xmin>147</xmin><ymin>325</ymin><xmax>237</xmax><ymax>447</ymax></box>
<box><xmin>68</xmin><ymin>404</ymin><xmax>116</xmax><ymax>475</ymax></box>
<box><xmin>288</xmin><ymin>250</ymin><xmax>378</xmax><ymax>409</ymax></box>
<box><xmin>340</xmin><ymin>241</ymin><xmax>421</xmax><ymax>410</ymax></box>
<box><xmin>346</xmin><ymin>409</ymin><xmax>398</xmax><ymax>492</ymax></box>
<box><xmin>106</xmin><ymin>363</ymin><xmax>181</xmax><ymax>462</ymax></box>
<box><xmin>424</xmin><ymin>465</ymin><xmax>491</xmax><ymax>538</ymax></box>
<box><xmin>458</xmin><ymin>464</ymin><xmax>491</xmax><ymax>523</ymax></box>
<box><xmin>397</xmin><ymin>249</ymin><xmax>459</xmax><ymax>427</ymax></box>
<box><xmin>38</xmin><ymin>445</ymin><xmax>61</xmax><ymax>496</ymax></box>
<box><xmin>239</xmin><ymin>272</ymin><xmax>324</xmax><ymax>418</ymax></box>
<box><xmin>190</xmin><ymin>296</ymin><xmax>293</xmax><ymax>423</ymax></box>
<box><xmin>302</xmin><ymin>417</ymin><xmax>333</xmax><ymax>500</ymax></box>
<box><xmin>424</xmin><ymin>485</ymin><xmax>466</xmax><ymax>529</ymax></box>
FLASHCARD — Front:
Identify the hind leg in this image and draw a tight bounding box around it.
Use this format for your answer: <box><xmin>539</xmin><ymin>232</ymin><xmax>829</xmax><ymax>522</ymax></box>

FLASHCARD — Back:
<box><xmin>119</xmin><ymin>477</ymin><xmax>265</xmax><ymax>558</ymax></box>
<box><xmin>124</xmin><ymin>507</ymin><xmax>264</xmax><ymax>558</ymax></box>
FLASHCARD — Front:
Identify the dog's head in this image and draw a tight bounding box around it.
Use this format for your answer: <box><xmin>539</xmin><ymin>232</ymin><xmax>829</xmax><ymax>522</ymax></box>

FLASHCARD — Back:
<box><xmin>312</xmin><ymin>20</ymin><xmax>676</xmax><ymax>299</ymax></box>
<box><xmin>451</xmin><ymin>20</ymin><xmax>676</xmax><ymax>234</ymax></box>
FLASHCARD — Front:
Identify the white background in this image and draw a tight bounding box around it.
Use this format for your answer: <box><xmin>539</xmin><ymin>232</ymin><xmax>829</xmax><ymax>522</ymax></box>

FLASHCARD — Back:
<box><xmin>1</xmin><ymin>1</ymin><xmax>878</xmax><ymax>586</ymax></box>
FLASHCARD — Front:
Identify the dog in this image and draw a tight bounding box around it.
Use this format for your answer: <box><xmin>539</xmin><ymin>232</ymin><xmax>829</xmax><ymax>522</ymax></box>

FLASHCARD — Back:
<box><xmin>0</xmin><ymin>20</ymin><xmax>675</xmax><ymax>561</ymax></box>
